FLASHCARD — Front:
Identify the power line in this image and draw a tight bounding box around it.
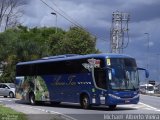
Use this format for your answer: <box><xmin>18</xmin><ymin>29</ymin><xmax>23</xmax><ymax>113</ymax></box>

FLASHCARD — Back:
<box><xmin>49</xmin><ymin>1</ymin><xmax>85</xmax><ymax>28</ymax></box>
<box><xmin>40</xmin><ymin>0</ymin><xmax>107</xmax><ymax>41</ymax></box>
<box><xmin>40</xmin><ymin>0</ymin><xmax>83</xmax><ymax>28</ymax></box>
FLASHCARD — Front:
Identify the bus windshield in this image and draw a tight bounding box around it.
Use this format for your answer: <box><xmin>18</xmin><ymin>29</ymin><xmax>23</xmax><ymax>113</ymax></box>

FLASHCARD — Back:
<box><xmin>109</xmin><ymin>58</ymin><xmax>139</xmax><ymax>90</ymax></box>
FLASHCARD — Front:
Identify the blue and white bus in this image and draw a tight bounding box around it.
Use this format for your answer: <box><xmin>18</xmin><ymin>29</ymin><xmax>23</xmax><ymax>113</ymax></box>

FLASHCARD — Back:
<box><xmin>15</xmin><ymin>53</ymin><xmax>149</xmax><ymax>109</ymax></box>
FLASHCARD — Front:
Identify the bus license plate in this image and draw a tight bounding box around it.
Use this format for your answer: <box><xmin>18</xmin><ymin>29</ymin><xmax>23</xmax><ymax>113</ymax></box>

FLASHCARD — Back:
<box><xmin>125</xmin><ymin>100</ymin><xmax>130</xmax><ymax>103</ymax></box>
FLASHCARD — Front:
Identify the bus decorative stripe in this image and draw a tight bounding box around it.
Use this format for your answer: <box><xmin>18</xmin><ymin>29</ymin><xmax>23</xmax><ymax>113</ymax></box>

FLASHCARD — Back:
<box><xmin>82</xmin><ymin>63</ymin><xmax>93</xmax><ymax>71</ymax></box>
<box><xmin>82</xmin><ymin>58</ymin><xmax>101</xmax><ymax>71</ymax></box>
<box><xmin>87</xmin><ymin>58</ymin><xmax>100</xmax><ymax>68</ymax></box>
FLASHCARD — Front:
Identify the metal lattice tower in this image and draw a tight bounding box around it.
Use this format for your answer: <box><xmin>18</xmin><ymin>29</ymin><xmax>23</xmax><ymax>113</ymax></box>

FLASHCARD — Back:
<box><xmin>110</xmin><ymin>11</ymin><xmax>130</xmax><ymax>53</ymax></box>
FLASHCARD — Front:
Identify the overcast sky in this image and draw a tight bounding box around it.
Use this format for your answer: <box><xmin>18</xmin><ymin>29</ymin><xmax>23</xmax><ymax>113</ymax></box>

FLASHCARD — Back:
<box><xmin>21</xmin><ymin>0</ymin><xmax>160</xmax><ymax>83</ymax></box>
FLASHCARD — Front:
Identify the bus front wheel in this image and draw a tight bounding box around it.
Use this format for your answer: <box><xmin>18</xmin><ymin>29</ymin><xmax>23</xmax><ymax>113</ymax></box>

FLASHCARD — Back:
<box><xmin>29</xmin><ymin>93</ymin><xmax>35</xmax><ymax>105</ymax></box>
<box><xmin>80</xmin><ymin>95</ymin><xmax>90</xmax><ymax>109</ymax></box>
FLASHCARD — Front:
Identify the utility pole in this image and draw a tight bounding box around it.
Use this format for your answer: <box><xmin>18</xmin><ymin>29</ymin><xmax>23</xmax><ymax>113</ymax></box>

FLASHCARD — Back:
<box><xmin>144</xmin><ymin>33</ymin><xmax>150</xmax><ymax>91</ymax></box>
<box><xmin>110</xmin><ymin>11</ymin><xmax>130</xmax><ymax>54</ymax></box>
<box><xmin>157</xmin><ymin>54</ymin><xmax>160</xmax><ymax>81</ymax></box>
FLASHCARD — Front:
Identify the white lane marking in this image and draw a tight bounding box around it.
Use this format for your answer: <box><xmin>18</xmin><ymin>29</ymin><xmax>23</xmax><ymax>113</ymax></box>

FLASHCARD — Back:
<box><xmin>0</xmin><ymin>98</ymin><xmax>17</xmax><ymax>101</ymax></box>
<box><xmin>140</xmin><ymin>94</ymin><xmax>160</xmax><ymax>98</ymax></box>
<box><xmin>20</xmin><ymin>105</ymin><xmax>77</xmax><ymax>120</ymax></box>
<box><xmin>139</xmin><ymin>102</ymin><xmax>160</xmax><ymax>111</ymax></box>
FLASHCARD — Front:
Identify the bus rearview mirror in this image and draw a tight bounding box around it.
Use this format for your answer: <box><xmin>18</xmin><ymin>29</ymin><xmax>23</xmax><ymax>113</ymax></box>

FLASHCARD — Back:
<box><xmin>137</xmin><ymin>68</ymin><xmax>149</xmax><ymax>78</ymax></box>
<box><xmin>145</xmin><ymin>70</ymin><xmax>149</xmax><ymax>78</ymax></box>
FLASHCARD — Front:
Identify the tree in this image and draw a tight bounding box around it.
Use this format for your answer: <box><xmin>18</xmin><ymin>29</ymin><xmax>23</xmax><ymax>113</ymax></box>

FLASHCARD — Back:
<box><xmin>0</xmin><ymin>26</ymin><xmax>99</xmax><ymax>82</ymax></box>
<box><xmin>64</xmin><ymin>27</ymin><xmax>99</xmax><ymax>54</ymax></box>
<box><xmin>0</xmin><ymin>0</ymin><xmax>26</xmax><ymax>31</ymax></box>
<box><xmin>48</xmin><ymin>26</ymin><xmax>99</xmax><ymax>55</ymax></box>
<box><xmin>0</xmin><ymin>26</ymin><xmax>57</xmax><ymax>82</ymax></box>
<box><xmin>48</xmin><ymin>29</ymin><xmax>66</xmax><ymax>55</ymax></box>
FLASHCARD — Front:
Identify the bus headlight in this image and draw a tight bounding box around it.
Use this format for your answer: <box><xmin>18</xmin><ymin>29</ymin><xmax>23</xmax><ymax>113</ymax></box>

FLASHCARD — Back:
<box><xmin>108</xmin><ymin>94</ymin><xmax>121</xmax><ymax>99</ymax></box>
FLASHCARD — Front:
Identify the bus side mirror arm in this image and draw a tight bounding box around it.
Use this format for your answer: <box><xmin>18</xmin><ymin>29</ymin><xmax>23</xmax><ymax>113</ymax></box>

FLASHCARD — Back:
<box><xmin>137</xmin><ymin>67</ymin><xmax>149</xmax><ymax>78</ymax></box>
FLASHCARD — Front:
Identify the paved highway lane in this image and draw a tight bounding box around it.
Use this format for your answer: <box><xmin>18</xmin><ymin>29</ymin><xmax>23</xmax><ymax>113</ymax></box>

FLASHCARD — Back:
<box><xmin>140</xmin><ymin>94</ymin><xmax>160</xmax><ymax>109</ymax></box>
<box><xmin>0</xmin><ymin>97</ymin><xmax>160</xmax><ymax>120</ymax></box>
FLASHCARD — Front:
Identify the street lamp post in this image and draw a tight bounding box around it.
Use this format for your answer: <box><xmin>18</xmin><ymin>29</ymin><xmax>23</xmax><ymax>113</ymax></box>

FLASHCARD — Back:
<box><xmin>144</xmin><ymin>33</ymin><xmax>150</xmax><ymax>89</ymax></box>
<box><xmin>144</xmin><ymin>33</ymin><xmax>150</xmax><ymax>70</ymax></box>
<box><xmin>51</xmin><ymin>12</ymin><xmax>57</xmax><ymax>33</ymax></box>
<box><xmin>157</xmin><ymin>54</ymin><xmax>160</xmax><ymax>81</ymax></box>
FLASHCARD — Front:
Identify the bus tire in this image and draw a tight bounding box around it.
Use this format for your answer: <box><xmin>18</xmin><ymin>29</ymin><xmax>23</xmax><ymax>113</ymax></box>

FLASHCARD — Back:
<box><xmin>80</xmin><ymin>94</ymin><xmax>90</xmax><ymax>109</ymax></box>
<box><xmin>35</xmin><ymin>101</ymin><xmax>44</xmax><ymax>105</ymax></box>
<box><xmin>9</xmin><ymin>92</ymin><xmax>14</xmax><ymax>98</ymax></box>
<box><xmin>29</xmin><ymin>93</ymin><xmax>35</xmax><ymax>105</ymax></box>
<box><xmin>50</xmin><ymin>101</ymin><xmax>61</xmax><ymax>106</ymax></box>
<box><xmin>109</xmin><ymin>105</ymin><xmax>117</xmax><ymax>110</ymax></box>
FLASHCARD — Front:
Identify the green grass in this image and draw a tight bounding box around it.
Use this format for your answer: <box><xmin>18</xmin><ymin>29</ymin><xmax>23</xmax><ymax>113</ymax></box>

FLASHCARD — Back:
<box><xmin>0</xmin><ymin>104</ymin><xmax>27</xmax><ymax>120</ymax></box>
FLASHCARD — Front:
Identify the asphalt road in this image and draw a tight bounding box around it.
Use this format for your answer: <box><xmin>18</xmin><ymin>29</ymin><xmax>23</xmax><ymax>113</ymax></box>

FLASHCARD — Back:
<box><xmin>140</xmin><ymin>94</ymin><xmax>160</xmax><ymax>109</ymax></box>
<box><xmin>0</xmin><ymin>95</ymin><xmax>160</xmax><ymax>120</ymax></box>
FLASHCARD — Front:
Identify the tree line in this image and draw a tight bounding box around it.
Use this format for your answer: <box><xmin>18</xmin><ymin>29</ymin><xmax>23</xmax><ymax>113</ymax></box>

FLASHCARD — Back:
<box><xmin>0</xmin><ymin>0</ymin><xmax>26</xmax><ymax>31</ymax></box>
<box><xmin>0</xmin><ymin>26</ymin><xmax>99</xmax><ymax>82</ymax></box>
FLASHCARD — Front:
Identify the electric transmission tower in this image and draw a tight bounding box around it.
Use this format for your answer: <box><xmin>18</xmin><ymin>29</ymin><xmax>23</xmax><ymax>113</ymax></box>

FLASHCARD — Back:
<box><xmin>110</xmin><ymin>11</ymin><xmax>130</xmax><ymax>53</ymax></box>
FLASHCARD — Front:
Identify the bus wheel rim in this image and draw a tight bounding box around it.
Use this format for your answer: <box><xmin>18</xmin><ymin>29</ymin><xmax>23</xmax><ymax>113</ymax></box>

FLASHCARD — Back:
<box><xmin>83</xmin><ymin>98</ymin><xmax>88</xmax><ymax>108</ymax></box>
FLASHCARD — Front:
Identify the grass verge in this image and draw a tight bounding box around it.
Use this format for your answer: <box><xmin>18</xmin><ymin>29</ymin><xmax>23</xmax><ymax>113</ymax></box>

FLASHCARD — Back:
<box><xmin>0</xmin><ymin>104</ymin><xmax>27</xmax><ymax>120</ymax></box>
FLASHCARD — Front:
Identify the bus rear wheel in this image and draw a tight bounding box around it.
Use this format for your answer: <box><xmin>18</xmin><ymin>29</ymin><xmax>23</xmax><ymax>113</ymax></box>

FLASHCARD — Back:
<box><xmin>80</xmin><ymin>95</ymin><xmax>90</xmax><ymax>109</ymax></box>
<box><xmin>29</xmin><ymin>93</ymin><xmax>35</xmax><ymax>105</ymax></box>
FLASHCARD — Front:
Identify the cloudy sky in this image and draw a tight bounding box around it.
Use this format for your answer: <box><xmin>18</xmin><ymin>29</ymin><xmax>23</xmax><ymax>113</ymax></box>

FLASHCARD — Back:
<box><xmin>21</xmin><ymin>0</ymin><xmax>160</xmax><ymax>83</ymax></box>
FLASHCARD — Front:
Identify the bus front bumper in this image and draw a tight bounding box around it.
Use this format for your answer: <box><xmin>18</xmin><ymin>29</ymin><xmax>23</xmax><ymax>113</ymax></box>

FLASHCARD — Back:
<box><xmin>106</xmin><ymin>94</ymin><xmax>139</xmax><ymax>105</ymax></box>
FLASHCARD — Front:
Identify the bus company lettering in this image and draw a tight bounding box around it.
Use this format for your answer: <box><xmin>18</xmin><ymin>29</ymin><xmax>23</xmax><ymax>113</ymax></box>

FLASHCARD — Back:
<box><xmin>53</xmin><ymin>75</ymin><xmax>76</xmax><ymax>86</ymax></box>
<box><xmin>68</xmin><ymin>75</ymin><xmax>76</xmax><ymax>85</ymax></box>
